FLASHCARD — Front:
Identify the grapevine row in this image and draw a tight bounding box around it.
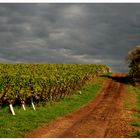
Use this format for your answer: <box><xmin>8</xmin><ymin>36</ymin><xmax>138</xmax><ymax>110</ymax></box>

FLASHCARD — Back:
<box><xmin>0</xmin><ymin>64</ymin><xmax>109</xmax><ymax>114</ymax></box>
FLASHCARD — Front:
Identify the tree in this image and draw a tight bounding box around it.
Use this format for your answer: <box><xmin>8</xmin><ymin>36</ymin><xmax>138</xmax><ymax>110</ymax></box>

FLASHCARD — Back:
<box><xmin>126</xmin><ymin>45</ymin><xmax>140</xmax><ymax>83</ymax></box>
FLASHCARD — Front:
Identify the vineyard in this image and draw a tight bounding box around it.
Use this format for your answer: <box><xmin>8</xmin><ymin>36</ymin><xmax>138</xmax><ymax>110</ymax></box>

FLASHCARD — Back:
<box><xmin>0</xmin><ymin>64</ymin><xmax>109</xmax><ymax>115</ymax></box>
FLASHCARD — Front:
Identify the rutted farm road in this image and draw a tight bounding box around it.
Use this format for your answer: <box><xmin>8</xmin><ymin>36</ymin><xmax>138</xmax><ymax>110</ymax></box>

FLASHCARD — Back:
<box><xmin>26</xmin><ymin>73</ymin><xmax>134</xmax><ymax>138</ymax></box>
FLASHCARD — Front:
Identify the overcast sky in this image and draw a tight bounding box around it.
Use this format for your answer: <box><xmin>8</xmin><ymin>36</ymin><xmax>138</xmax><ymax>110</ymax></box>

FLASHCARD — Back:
<box><xmin>0</xmin><ymin>4</ymin><xmax>140</xmax><ymax>72</ymax></box>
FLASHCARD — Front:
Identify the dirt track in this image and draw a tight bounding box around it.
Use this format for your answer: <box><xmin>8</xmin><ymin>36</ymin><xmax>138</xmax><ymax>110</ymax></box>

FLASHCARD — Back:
<box><xmin>26</xmin><ymin>73</ymin><xmax>133</xmax><ymax>138</ymax></box>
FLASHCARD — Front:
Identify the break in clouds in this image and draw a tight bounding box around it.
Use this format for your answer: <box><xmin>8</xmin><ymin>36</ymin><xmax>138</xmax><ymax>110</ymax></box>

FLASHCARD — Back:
<box><xmin>0</xmin><ymin>4</ymin><xmax>140</xmax><ymax>72</ymax></box>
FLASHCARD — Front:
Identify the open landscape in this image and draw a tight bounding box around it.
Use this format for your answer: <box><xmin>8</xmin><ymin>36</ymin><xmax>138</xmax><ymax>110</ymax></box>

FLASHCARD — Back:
<box><xmin>0</xmin><ymin>3</ymin><xmax>140</xmax><ymax>138</ymax></box>
<box><xmin>0</xmin><ymin>63</ymin><xmax>140</xmax><ymax>138</ymax></box>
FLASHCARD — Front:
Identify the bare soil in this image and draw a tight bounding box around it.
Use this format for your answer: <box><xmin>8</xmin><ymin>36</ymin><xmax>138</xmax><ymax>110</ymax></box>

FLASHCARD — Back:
<box><xmin>25</xmin><ymin>73</ymin><xmax>134</xmax><ymax>138</ymax></box>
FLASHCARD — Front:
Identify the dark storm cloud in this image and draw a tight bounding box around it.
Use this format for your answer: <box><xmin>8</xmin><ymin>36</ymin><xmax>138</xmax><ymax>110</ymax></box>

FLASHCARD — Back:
<box><xmin>0</xmin><ymin>4</ymin><xmax>140</xmax><ymax>71</ymax></box>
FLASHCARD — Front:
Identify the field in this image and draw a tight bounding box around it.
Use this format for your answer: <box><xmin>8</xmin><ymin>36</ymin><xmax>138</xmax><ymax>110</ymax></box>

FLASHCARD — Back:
<box><xmin>26</xmin><ymin>73</ymin><xmax>134</xmax><ymax>138</ymax></box>
<box><xmin>0</xmin><ymin>63</ymin><xmax>109</xmax><ymax>137</ymax></box>
<box><xmin>0</xmin><ymin>64</ymin><xmax>108</xmax><ymax>111</ymax></box>
<box><xmin>0</xmin><ymin>81</ymin><xmax>103</xmax><ymax>137</ymax></box>
<box><xmin>0</xmin><ymin>64</ymin><xmax>140</xmax><ymax>138</ymax></box>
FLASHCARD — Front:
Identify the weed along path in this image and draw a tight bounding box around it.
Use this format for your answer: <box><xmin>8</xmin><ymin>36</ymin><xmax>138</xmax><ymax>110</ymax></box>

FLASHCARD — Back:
<box><xmin>26</xmin><ymin>73</ymin><xmax>133</xmax><ymax>138</ymax></box>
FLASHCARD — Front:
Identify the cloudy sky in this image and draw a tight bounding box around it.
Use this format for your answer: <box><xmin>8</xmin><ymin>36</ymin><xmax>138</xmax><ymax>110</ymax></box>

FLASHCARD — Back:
<box><xmin>0</xmin><ymin>4</ymin><xmax>140</xmax><ymax>71</ymax></box>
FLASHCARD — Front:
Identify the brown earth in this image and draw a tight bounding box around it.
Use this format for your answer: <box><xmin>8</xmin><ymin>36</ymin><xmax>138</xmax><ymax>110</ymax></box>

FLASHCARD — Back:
<box><xmin>25</xmin><ymin>73</ymin><xmax>134</xmax><ymax>138</ymax></box>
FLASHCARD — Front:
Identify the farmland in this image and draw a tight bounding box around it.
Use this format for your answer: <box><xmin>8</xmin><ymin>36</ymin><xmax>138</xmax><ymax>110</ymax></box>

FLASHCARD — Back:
<box><xmin>24</xmin><ymin>73</ymin><xmax>140</xmax><ymax>138</ymax></box>
<box><xmin>1</xmin><ymin>63</ymin><xmax>140</xmax><ymax>138</ymax></box>
<box><xmin>0</xmin><ymin>64</ymin><xmax>108</xmax><ymax>112</ymax></box>
<box><xmin>0</xmin><ymin>63</ymin><xmax>109</xmax><ymax>137</ymax></box>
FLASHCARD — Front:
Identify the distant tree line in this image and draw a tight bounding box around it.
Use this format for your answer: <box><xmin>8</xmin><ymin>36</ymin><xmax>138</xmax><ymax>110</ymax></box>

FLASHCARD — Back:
<box><xmin>126</xmin><ymin>45</ymin><xmax>140</xmax><ymax>85</ymax></box>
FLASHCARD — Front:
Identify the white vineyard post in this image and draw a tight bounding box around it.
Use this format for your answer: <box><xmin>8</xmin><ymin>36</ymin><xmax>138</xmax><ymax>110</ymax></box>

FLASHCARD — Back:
<box><xmin>22</xmin><ymin>103</ymin><xmax>26</xmax><ymax>111</ymax></box>
<box><xmin>31</xmin><ymin>97</ymin><xmax>36</xmax><ymax>110</ymax></box>
<box><xmin>9</xmin><ymin>104</ymin><xmax>15</xmax><ymax>115</ymax></box>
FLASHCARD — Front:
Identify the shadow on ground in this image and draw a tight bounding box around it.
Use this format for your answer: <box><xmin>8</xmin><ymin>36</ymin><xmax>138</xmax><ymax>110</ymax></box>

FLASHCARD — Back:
<box><xmin>100</xmin><ymin>73</ymin><xmax>134</xmax><ymax>85</ymax></box>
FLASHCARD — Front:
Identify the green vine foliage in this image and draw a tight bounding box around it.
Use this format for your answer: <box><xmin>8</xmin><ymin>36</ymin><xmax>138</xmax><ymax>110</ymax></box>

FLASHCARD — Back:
<box><xmin>0</xmin><ymin>64</ymin><xmax>109</xmax><ymax>106</ymax></box>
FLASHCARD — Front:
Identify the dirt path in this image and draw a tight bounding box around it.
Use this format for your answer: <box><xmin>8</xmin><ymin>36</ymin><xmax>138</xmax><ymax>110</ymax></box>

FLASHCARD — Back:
<box><xmin>26</xmin><ymin>73</ymin><xmax>133</xmax><ymax>138</ymax></box>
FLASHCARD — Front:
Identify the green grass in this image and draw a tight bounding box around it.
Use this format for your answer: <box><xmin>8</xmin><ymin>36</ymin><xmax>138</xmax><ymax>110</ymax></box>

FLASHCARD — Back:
<box><xmin>99</xmin><ymin>72</ymin><xmax>112</xmax><ymax>77</ymax></box>
<box><xmin>0</xmin><ymin>77</ymin><xmax>104</xmax><ymax>138</ymax></box>
<box><xmin>124</xmin><ymin>85</ymin><xmax>137</xmax><ymax>109</ymax></box>
<box><xmin>125</xmin><ymin>85</ymin><xmax>140</xmax><ymax>110</ymax></box>
<box><xmin>131</xmin><ymin>113</ymin><xmax>140</xmax><ymax>127</ymax></box>
<box><xmin>125</xmin><ymin>84</ymin><xmax>140</xmax><ymax>138</ymax></box>
<box><xmin>133</xmin><ymin>87</ymin><xmax>140</xmax><ymax>110</ymax></box>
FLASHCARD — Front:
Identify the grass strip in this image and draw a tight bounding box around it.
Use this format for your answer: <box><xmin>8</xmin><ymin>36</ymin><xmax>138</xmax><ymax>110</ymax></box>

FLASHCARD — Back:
<box><xmin>125</xmin><ymin>85</ymin><xmax>140</xmax><ymax>138</ymax></box>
